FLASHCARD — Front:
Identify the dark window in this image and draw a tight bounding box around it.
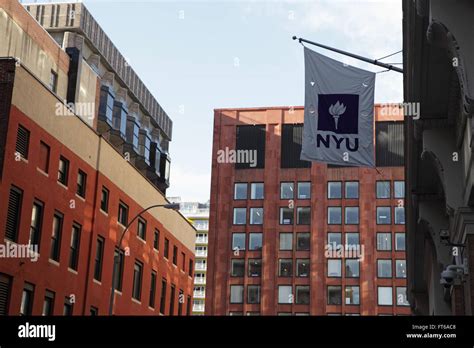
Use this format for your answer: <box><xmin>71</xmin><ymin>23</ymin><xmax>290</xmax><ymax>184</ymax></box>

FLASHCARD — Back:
<box><xmin>100</xmin><ymin>187</ymin><xmax>109</xmax><ymax>212</ymax></box>
<box><xmin>149</xmin><ymin>271</ymin><xmax>157</xmax><ymax>308</ymax></box>
<box><xmin>118</xmin><ymin>201</ymin><xmax>128</xmax><ymax>225</ymax></box>
<box><xmin>76</xmin><ymin>170</ymin><xmax>87</xmax><ymax>198</ymax></box>
<box><xmin>279</xmin><ymin>207</ymin><xmax>293</xmax><ymax>225</ymax></box>
<box><xmin>93</xmin><ymin>237</ymin><xmax>105</xmax><ymax>281</ymax></box>
<box><xmin>376</xmin><ymin>121</ymin><xmax>404</xmax><ymax>167</ymax></box>
<box><xmin>235</xmin><ymin>125</ymin><xmax>265</xmax><ymax>169</ymax></box>
<box><xmin>248</xmin><ymin>259</ymin><xmax>262</xmax><ymax>277</ymax></box>
<box><xmin>178</xmin><ymin>290</ymin><xmax>184</xmax><ymax>316</ymax></box>
<box><xmin>99</xmin><ymin>86</ymin><xmax>114</xmax><ymax>125</ymax></box>
<box><xmin>132</xmin><ymin>261</ymin><xmax>143</xmax><ymax>301</ymax></box>
<box><xmin>113</xmin><ymin>249</ymin><xmax>125</xmax><ymax>291</ymax></box>
<box><xmin>49</xmin><ymin>70</ymin><xmax>58</xmax><ymax>92</ymax></box>
<box><xmin>188</xmin><ymin>260</ymin><xmax>193</xmax><ymax>277</ymax></box>
<box><xmin>181</xmin><ymin>252</ymin><xmax>186</xmax><ymax>271</ymax></box>
<box><xmin>50</xmin><ymin>212</ymin><xmax>63</xmax><ymax>262</ymax></box>
<box><xmin>345</xmin><ymin>286</ymin><xmax>360</xmax><ymax>305</ymax></box>
<box><xmin>90</xmin><ymin>306</ymin><xmax>98</xmax><ymax>315</ymax></box>
<box><xmin>5</xmin><ymin>186</ymin><xmax>23</xmax><ymax>242</ymax></box>
<box><xmin>296</xmin><ymin>285</ymin><xmax>310</xmax><ymax>304</ymax></box>
<box><xmin>345</xmin><ymin>259</ymin><xmax>360</xmax><ymax>278</ymax></box>
<box><xmin>29</xmin><ymin>200</ymin><xmax>43</xmax><ymax>249</ymax></box>
<box><xmin>164</xmin><ymin>238</ymin><xmax>169</xmax><ymax>258</ymax></box>
<box><xmin>20</xmin><ymin>283</ymin><xmax>34</xmax><ymax>316</ymax></box>
<box><xmin>327</xmin><ymin>285</ymin><xmax>342</xmax><ymax>305</ymax></box>
<box><xmin>137</xmin><ymin>218</ymin><xmax>146</xmax><ymax>240</ymax></box>
<box><xmin>63</xmin><ymin>297</ymin><xmax>73</xmax><ymax>315</ymax></box>
<box><xmin>186</xmin><ymin>295</ymin><xmax>191</xmax><ymax>315</ymax></box>
<box><xmin>296</xmin><ymin>232</ymin><xmax>310</xmax><ymax>251</ymax></box>
<box><xmin>0</xmin><ymin>274</ymin><xmax>12</xmax><ymax>315</ymax></box>
<box><xmin>278</xmin><ymin>259</ymin><xmax>293</xmax><ymax>277</ymax></box>
<box><xmin>231</xmin><ymin>259</ymin><xmax>245</xmax><ymax>277</ymax></box>
<box><xmin>153</xmin><ymin>229</ymin><xmax>160</xmax><ymax>250</ymax></box>
<box><xmin>38</xmin><ymin>141</ymin><xmax>50</xmax><ymax>173</ymax></box>
<box><xmin>42</xmin><ymin>290</ymin><xmax>55</xmax><ymax>316</ymax></box>
<box><xmin>172</xmin><ymin>246</ymin><xmax>178</xmax><ymax>265</ymax></box>
<box><xmin>69</xmin><ymin>223</ymin><xmax>81</xmax><ymax>271</ymax></box>
<box><xmin>296</xmin><ymin>259</ymin><xmax>310</xmax><ymax>277</ymax></box>
<box><xmin>58</xmin><ymin>156</ymin><xmax>69</xmax><ymax>186</ymax></box>
<box><xmin>247</xmin><ymin>285</ymin><xmax>261</xmax><ymax>304</ymax></box>
<box><xmin>297</xmin><ymin>207</ymin><xmax>311</xmax><ymax>225</ymax></box>
<box><xmin>281</xmin><ymin>124</ymin><xmax>311</xmax><ymax>168</ymax></box>
<box><xmin>169</xmin><ymin>285</ymin><xmax>176</xmax><ymax>315</ymax></box>
<box><xmin>159</xmin><ymin>279</ymin><xmax>167</xmax><ymax>314</ymax></box>
<box><xmin>15</xmin><ymin>125</ymin><xmax>30</xmax><ymax>159</ymax></box>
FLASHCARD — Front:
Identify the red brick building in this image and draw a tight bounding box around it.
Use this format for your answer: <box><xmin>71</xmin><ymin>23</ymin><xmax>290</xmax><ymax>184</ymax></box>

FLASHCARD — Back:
<box><xmin>0</xmin><ymin>1</ymin><xmax>195</xmax><ymax>316</ymax></box>
<box><xmin>206</xmin><ymin>105</ymin><xmax>410</xmax><ymax>315</ymax></box>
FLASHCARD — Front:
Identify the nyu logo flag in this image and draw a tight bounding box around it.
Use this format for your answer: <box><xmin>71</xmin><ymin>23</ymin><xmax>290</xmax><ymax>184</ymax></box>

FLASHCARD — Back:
<box><xmin>301</xmin><ymin>47</ymin><xmax>376</xmax><ymax>167</ymax></box>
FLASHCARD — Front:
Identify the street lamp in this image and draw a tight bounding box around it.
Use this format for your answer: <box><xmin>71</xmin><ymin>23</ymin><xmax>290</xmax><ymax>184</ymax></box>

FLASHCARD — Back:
<box><xmin>108</xmin><ymin>203</ymin><xmax>180</xmax><ymax>315</ymax></box>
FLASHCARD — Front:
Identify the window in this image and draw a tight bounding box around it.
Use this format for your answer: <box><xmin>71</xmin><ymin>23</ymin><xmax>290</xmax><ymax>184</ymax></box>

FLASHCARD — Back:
<box><xmin>278</xmin><ymin>259</ymin><xmax>293</xmax><ymax>277</ymax></box>
<box><xmin>328</xmin><ymin>207</ymin><xmax>342</xmax><ymax>224</ymax></box>
<box><xmin>345</xmin><ymin>233</ymin><xmax>359</xmax><ymax>249</ymax></box>
<box><xmin>169</xmin><ymin>285</ymin><xmax>176</xmax><ymax>315</ymax></box>
<box><xmin>376</xmin><ymin>207</ymin><xmax>391</xmax><ymax>224</ymax></box>
<box><xmin>20</xmin><ymin>283</ymin><xmax>34</xmax><ymax>316</ymax></box>
<box><xmin>345</xmin><ymin>259</ymin><xmax>359</xmax><ymax>277</ymax></box>
<box><xmin>280</xmin><ymin>182</ymin><xmax>294</xmax><ymax>199</ymax></box>
<box><xmin>395</xmin><ymin>233</ymin><xmax>406</xmax><ymax>251</ymax></box>
<box><xmin>281</xmin><ymin>124</ymin><xmax>311</xmax><ymax>168</ymax></box>
<box><xmin>296</xmin><ymin>286</ymin><xmax>310</xmax><ymax>304</ymax></box>
<box><xmin>396</xmin><ymin>260</ymin><xmax>406</xmax><ymax>278</ymax></box>
<box><xmin>93</xmin><ymin>237</ymin><xmax>105</xmax><ymax>281</ymax></box>
<box><xmin>327</xmin><ymin>286</ymin><xmax>342</xmax><ymax>305</ymax></box>
<box><xmin>0</xmin><ymin>274</ymin><xmax>12</xmax><ymax>315</ymax></box>
<box><xmin>181</xmin><ymin>252</ymin><xmax>186</xmax><ymax>271</ymax></box>
<box><xmin>230</xmin><ymin>285</ymin><xmax>244</xmax><ymax>303</ymax></box>
<box><xmin>160</xmin><ymin>280</ymin><xmax>167</xmax><ymax>314</ymax></box>
<box><xmin>394</xmin><ymin>181</ymin><xmax>405</xmax><ymax>198</ymax></box>
<box><xmin>247</xmin><ymin>285</ymin><xmax>261</xmax><ymax>304</ymax></box>
<box><xmin>345</xmin><ymin>286</ymin><xmax>360</xmax><ymax>305</ymax></box>
<box><xmin>279</xmin><ymin>207</ymin><xmax>293</xmax><ymax>225</ymax></box>
<box><xmin>137</xmin><ymin>218</ymin><xmax>146</xmax><ymax>240</ymax></box>
<box><xmin>69</xmin><ymin>223</ymin><xmax>81</xmax><ymax>271</ymax></box>
<box><xmin>38</xmin><ymin>141</ymin><xmax>50</xmax><ymax>173</ymax></box>
<box><xmin>328</xmin><ymin>182</ymin><xmax>342</xmax><ymax>199</ymax></box>
<box><xmin>15</xmin><ymin>125</ymin><xmax>30</xmax><ymax>159</ymax></box>
<box><xmin>42</xmin><ymin>290</ymin><xmax>55</xmax><ymax>316</ymax></box>
<box><xmin>248</xmin><ymin>259</ymin><xmax>262</xmax><ymax>277</ymax></box>
<box><xmin>249</xmin><ymin>233</ymin><xmax>262</xmax><ymax>250</ymax></box>
<box><xmin>250</xmin><ymin>183</ymin><xmax>264</xmax><ymax>199</ymax></box>
<box><xmin>376</xmin><ymin>181</ymin><xmax>391</xmax><ymax>198</ymax></box>
<box><xmin>232</xmin><ymin>233</ymin><xmax>246</xmax><ymax>251</ymax></box>
<box><xmin>235</xmin><ymin>125</ymin><xmax>265</xmax><ymax>169</ymax></box>
<box><xmin>234</xmin><ymin>183</ymin><xmax>248</xmax><ymax>200</ymax></box>
<box><xmin>296</xmin><ymin>259</ymin><xmax>310</xmax><ymax>277</ymax></box>
<box><xmin>149</xmin><ymin>271</ymin><xmax>157</xmax><ymax>308</ymax></box>
<box><xmin>173</xmin><ymin>246</ymin><xmax>178</xmax><ymax>265</ymax></box>
<box><xmin>76</xmin><ymin>170</ymin><xmax>87</xmax><ymax>198</ymax></box>
<box><xmin>50</xmin><ymin>212</ymin><xmax>63</xmax><ymax>262</ymax></box>
<box><xmin>90</xmin><ymin>307</ymin><xmax>98</xmax><ymax>316</ymax></box>
<box><xmin>278</xmin><ymin>285</ymin><xmax>293</xmax><ymax>304</ymax></box>
<box><xmin>377</xmin><ymin>259</ymin><xmax>392</xmax><ymax>278</ymax></box>
<box><xmin>164</xmin><ymin>238</ymin><xmax>170</xmax><ymax>258</ymax></box>
<box><xmin>178</xmin><ymin>289</ymin><xmax>184</xmax><ymax>315</ymax></box>
<box><xmin>297</xmin><ymin>207</ymin><xmax>311</xmax><ymax>225</ymax></box>
<box><xmin>188</xmin><ymin>260</ymin><xmax>193</xmax><ymax>277</ymax></box>
<box><xmin>29</xmin><ymin>200</ymin><xmax>43</xmax><ymax>249</ymax></box>
<box><xmin>279</xmin><ymin>233</ymin><xmax>293</xmax><ymax>251</ymax></box>
<box><xmin>132</xmin><ymin>261</ymin><xmax>143</xmax><ymax>301</ymax></box>
<box><xmin>63</xmin><ymin>297</ymin><xmax>73</xmax><ymax>315</ymax></box>
<box><xmin>345</xmin><ymin>181</ymin><xmax>359</xmax><ymax>199</ymax></box>
<box><xmin>395</xmin><ymin>207</ymin><xmax>405</xmax><ymax>224</ymax></box>
<box><xmin>296</xmin><ymin>233</ymin><xmax>310</xmax><ymax>251</ymax></box>
<box><xmin>186</xmin><ymin>296</ymin><xmax>192</xmax><ymax>315</ymax></box>
<box><xmin>377</xmin><ymin>233</ymin><xmax>392</xmax><ymax>251</ymax></box>
<box><xmin>378</xmin><ymin>286</ymin><xmax>393</xmax><ymax>305</ymax></box>
<box><xmin>57</xmin><ymin>156</ymin><xmax>69</xmax><ymax>185</ymax></box>
<box><xmin>297</xmin><ymin>182</ymin><xmax>311</xmax><ymax>199</ymax></box>
<box><xmin>5</xmin><ymin>186</ymin><xmax>23</xmax><ymax>242</ymax></box>
<box><xmin>100</xmin><ymin>187</ymin><xmax>109</xmax><ymax>212</ymax></box>
<box><xmin>328</xmin><ymin>259</ymin><xmax>342</xmax><ymax>277</ymax></box>
<box><xmin>231</xmin><ymin>259</ymin><xmax>245</xmax><ymax>277</ymax></box>
<box><xmin>327</xmin><ymin>233</ymin><xmax>342</xmax><ymax>249</ymax></box>
<box><xmin>113</xmin><ymin>249</ymin><xmax>124</xmax><ymax>291</ymax></box>
<box><xmin>396</xmin><ymin>287</ymin><xmax>409</xmax><ymax>306</ymax></box>
<box><xmin>118</xmin><ymin>201</ymin><xmax>129</xmax><ymax>226</ymax></box>
<box><xmin>49</xmin><ymin>70</ymin><xmax>58</xmax><ymax>92</ymax></box>
<box><xmin>233</xmin><ymin>208</ymin><xmax>246</xmax><ymax>225</ymax></box>
<box><xmin>249</xmin><ymin>207</ymin><xmax>263</xmax><ymax>225</ymax></box>
<box><xmin>344</xmin><ymin>207</ymin><xmax>359</xmax><ymax>224</ymax></box>
<box><xmin>153</xmin><ymin>229</ymin><xmax>160</xmax><ymax>250</ymax></box>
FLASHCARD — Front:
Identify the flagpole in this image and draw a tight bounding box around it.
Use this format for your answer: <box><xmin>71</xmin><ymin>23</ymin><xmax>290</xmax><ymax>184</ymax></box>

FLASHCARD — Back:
<box><xmin>292</xmin><ymin>36</ymin><xmax>403</xmax><ymax>73</ymax></box>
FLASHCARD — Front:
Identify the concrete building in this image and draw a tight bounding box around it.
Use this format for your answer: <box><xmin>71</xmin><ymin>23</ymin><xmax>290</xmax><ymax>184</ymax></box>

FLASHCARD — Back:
<box><xmin>169</xmin><ymin>197</ymin><xmax>210</xmax><ymax>315</ymax></box>
<box><xmin>206</xmin><ymin>105</ymin><xmax>410</xmax><ymax>315</ymax></box>
<box><xmin>403</xmin><ymin>0</ymin><xmax>474</xmax><ymax>315</ymax></box>
<box><xmin>0</xmin><ymin>0</ymin><xmax>195</xmax><ymax>315</ymax></box>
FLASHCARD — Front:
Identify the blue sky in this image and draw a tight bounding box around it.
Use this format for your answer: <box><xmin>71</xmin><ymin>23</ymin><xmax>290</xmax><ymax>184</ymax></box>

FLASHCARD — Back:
<box><xmin>48</xmin><ymin>0</ymin><xmax>403</xmax><ymax>202</ymax></box>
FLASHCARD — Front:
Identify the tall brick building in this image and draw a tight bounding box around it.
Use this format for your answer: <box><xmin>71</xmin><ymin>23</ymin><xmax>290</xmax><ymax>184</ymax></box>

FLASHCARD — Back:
<box><xmin>0</xmin><ymin>0</ymin><xmax>195</xmax><ymax>315</ymax></box>
<box><xmin>206</xmin><ymin>105</ymin><xmax>410</xmax><ymax>315</ymax></box>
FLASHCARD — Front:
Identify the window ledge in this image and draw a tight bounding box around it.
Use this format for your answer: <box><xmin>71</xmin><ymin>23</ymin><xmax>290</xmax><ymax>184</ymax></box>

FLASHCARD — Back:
<box><xmin>57</xmin><ymin>181</ymin><xmax>68</xmax><ymax>190</ymax></box>
<box><xmin>131</xmin><ymin>298</ymin><xmax>141</xmax><ymax>305</ymax></box>
<box><xmin>48</xmin><ymin>259</ymin><xmax>60</xmax><ymax>267</ymax></box>
<box><xmin>75</xmin><ymin>194</ymin><xmax>86</xmax><ymax>202</ymax></box>
<box><xmin>93</xmin><ymin>279</ymin><xmax>102</xmax><ymax>286</ymax></box>
<box><xmin>36</xmin><ymin>167</ymin><xmax>49</xmax><ymax>177</ymax></box>
<box><xmin>68</xmin><ymin>268</ymin><xmax>78</xmax><ymax>275</ymax></box>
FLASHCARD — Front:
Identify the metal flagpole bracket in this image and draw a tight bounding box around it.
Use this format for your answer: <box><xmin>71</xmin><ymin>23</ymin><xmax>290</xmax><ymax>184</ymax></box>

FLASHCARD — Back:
<box><xmin>293</xmin><ymin>36</ymin><xmax>403</xmax><ymax>73</ymax></box>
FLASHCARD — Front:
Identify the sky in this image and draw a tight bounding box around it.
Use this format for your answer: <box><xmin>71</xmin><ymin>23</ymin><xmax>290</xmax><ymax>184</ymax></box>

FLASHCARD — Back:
<box><xmin>46</xmin><ymin>0</ymin><xmax>403</xmax><ymax>202</ymax></box>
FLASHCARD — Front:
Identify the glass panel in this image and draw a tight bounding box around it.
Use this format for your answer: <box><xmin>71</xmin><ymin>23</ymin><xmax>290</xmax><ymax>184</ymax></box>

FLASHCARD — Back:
<box><xmin>297</xmin><ymin>182</ymin><xmax>311</xmax><ymax>199</ymax></box>
<box><xmin>280</xmin><ymin>182</ymin><xmax>294</xmax><ymax>199</ymax></box>
<box><xmin>328</xmin><ymin>182</ymin><xmax>342</xmax><ymax>199</ymax></box>
<box><xmin>250</xmin><ymin>183</ymin><xmax>264</xmax><ymax>200</ymax></box>
<box><xmin>234</xmin><ymin>183</ymin><xmax>248</xmax><ymax>200</ymax></box>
